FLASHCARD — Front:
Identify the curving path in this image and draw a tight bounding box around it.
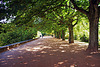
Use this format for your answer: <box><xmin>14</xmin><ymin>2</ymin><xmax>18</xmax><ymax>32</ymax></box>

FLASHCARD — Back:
<box><xmin>0</xmin><ymin>36</ymin><xmax>100</xmax><ymax>67</ymax></box>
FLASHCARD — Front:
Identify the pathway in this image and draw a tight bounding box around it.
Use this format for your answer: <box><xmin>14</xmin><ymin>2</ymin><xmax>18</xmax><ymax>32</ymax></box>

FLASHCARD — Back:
<box><xmin>0</xmin><ymin>36</ymin><xmax>100</xmax><ymax>67</ymax></box>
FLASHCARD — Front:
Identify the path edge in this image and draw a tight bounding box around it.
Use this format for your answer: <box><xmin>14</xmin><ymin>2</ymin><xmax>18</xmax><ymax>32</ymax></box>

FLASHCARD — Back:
<box><xmin>0</xmin><ymin>37</ymin><xmax>40</xmax><ymax>53</ymax></box>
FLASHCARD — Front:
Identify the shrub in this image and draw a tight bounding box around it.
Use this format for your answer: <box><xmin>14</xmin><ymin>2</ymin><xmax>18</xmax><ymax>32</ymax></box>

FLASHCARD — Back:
<box><xmin>80</xmin><ymin>34</ymin><xmax>89</xmax><ymax>42</ymax></box>
<box><xmin>0</xmin><ymin>27</ymin><xmax>37</xmax><ymax>46</ymax></box>
<box><xmin>65</xmin><ymin>33</ymin><xmax>69</xmax><ymax>39</ymax></box>
<box><xmin>74</xmin><ymin>35</ymin><xmax>77</xmax><ymax>40</ymax></box>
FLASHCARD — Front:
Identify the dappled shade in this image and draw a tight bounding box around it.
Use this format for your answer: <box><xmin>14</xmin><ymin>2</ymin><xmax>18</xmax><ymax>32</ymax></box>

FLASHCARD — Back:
<box><xmin>0</xmin><ymin>36</ymin><xmax>100</xmax><ymax>67</ymax></box>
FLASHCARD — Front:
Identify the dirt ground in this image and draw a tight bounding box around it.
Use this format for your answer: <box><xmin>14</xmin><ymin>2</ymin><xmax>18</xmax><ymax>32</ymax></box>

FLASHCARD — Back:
<box><xmin>0</xmin><ymin>36</ymin><xmax>100</xmax><ymax>67</ymax></box>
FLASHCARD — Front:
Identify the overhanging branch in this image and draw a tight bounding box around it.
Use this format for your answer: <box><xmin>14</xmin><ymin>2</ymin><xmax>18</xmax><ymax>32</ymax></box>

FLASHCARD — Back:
<box><xmin>70</xmin><ymin>0</ymin><xmax>89</xmax><ymax>16</ymax></box>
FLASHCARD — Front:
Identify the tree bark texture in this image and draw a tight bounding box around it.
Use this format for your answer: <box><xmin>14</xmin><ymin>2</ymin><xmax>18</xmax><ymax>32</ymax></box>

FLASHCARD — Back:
<box><xmin>58</xmin><ymin>31</ymin><xmax>61</xmax><ymax>39</ymax></box>
<box><xmin>69</xmin><ymin>25</ymin><xmax>74</xmax><ymax>43</ymax></box>
<box><xmin>62</xmin><ymin>30</ymin><xmax>65</xmax><ymax>40</ymax></box>
<box><xmin>54</xmin><ymin>31</ymin><xmax>57</xmax><ymax>38</ymax></box>
<box><xmin>70</xmin><ymin>0</ymin><xmax>99</xmax><ymax>51</ymax></box>
<box><xmin>57</xmin><ymin>32</ymin><xmax>59</xmax><ymax>38</ymax></box>
<box><xmin>87</xmin><ymin>0</ymin><xmax>99</xmax><ymax>51</ymax></box>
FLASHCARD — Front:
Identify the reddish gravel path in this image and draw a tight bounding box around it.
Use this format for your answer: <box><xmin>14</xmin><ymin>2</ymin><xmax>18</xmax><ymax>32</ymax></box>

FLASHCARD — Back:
<box><xmin>0</xmin><ymin>36</ymin><xmax>100</xmax><ymax>67</ymax></box>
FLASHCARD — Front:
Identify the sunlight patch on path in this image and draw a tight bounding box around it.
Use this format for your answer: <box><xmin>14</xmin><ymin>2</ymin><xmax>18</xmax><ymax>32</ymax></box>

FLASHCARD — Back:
<box><xmin>9</xmin><ymin>44</ymin><xmax>52</xmax><ymax>53</ymax></box>
<box><xmin>61</xmin><ymin>50</ymin><xmax>66</xmax><ymax>52</ymax></box>
<box><xmin>98</xmin><ymin>48</ymin><xmax>100</xmax><ymax>50</ymax></box>
<box><xmin>42</xmin><ymin>36</ymin><xmax>53</xmax><ymax>38</ymax></box>
<box><xmin>60</xmin><ymin>44</ymin><xmax>69</xmax><ymax>47</ymax></box>
<box><xmin>54</xmin><ymin>60</ymin><xmax>68</xmax><ymax>67</ymax></box>
<box><xmin>74</xmin><ymin>41</ymin><xmax>88</xmax><ymax>46</ymax></box>
<box><xmin>25</xmin><ymin>45</ymin><xmax>52</xmax><ymax>52</ymax></box>
<box><xmin>70</xmin><ymin>64</ymin><xmax>77</xmax><ymax>67</ymax></box>
<box><xmin>65</xmin><ymin>39</ymin><xmax>88</xmax><ymax>46</ymax></box>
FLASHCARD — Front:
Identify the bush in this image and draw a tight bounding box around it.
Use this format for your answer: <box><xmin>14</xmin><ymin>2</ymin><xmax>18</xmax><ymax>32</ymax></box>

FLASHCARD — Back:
<box><xmin>80</xmin><ymin>34</ymin><xmax>89</xmax><ymax>42</ymax></box>
<box><xmin>65</xmin><ymin>34</ymin><xmax>69</xmax><ymax>39</ymax></box>
<box><xmin>98</xmin><ymin>41</ymin><xmax>100</xmax><ymax>48</ymax></box>
<box><xmin>74</xmin><ymin>35</ymin><xmax>77</xmax><ymax>40</ymax></box>
<box><xmin>0</xmin><ymin>27</ymin><xmax>37</xmax><ymax>46</ymax></box>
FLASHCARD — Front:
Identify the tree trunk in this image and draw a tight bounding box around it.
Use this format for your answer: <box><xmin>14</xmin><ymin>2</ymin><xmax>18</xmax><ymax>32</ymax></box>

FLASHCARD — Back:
<box><xmin>70</xmin><ymin>0</ymin><xmax>99</xmax><ymax>52</ymax></box>
<box><xmin>87</xmin><ymin>1</ymin><xmax>99</xmax><ymax>51</ymax></box>
<box><xmin>62</xmin><ymin>30</ymin><xmax>65</xmax><ymax>40</ymax></box>
<box><xmin>87</xmin><ymin>18</ymin><xmax>98</xmax><ymax>51</ymax></box>
<box><xmin>54</xmin><ymin>31</ymin><xmax>57</xmax><ymax>38</ymax></box>
<box><xmin>69</xmin><ymin>25</ymin><xmax>74</xmax><ymax>43</ymax></box>
<box><xmin>57</xmin><ymin>32</ymin><xmax>59</xmax><ymax>38</ymax></box>
<box><xmin>58</xmin><ymin>31</ymin><xmax>61</xmax><ymax>39</ymax></box>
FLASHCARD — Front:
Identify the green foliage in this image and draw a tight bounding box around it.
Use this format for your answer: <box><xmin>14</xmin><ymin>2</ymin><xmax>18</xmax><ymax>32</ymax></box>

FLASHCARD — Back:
<box><xmin>74</xmin><ymin>35</ymin><xmax>77</xmax><ymax>40</ymax></box>
<box><xmin>75</xmin><ymin>0</ymin><xmax>89</xmax><ymax>10</ymax></box>
<box><xmin>0</xmin><ymin>0</ymin><xmax>100</xmax><ymax>48</ymax></box>
<box><xmin>0</xmin><ymin>26</ymin><xmax>37</xmax><ymax>46</ymax></box>
<box><xmin>73</xmin><ymin>18</ymin><xmax>89</xmax><ymax>42</ymax></box>
<box><xmin>99</xmin><ymin>41</ymin><xmax>100</xmax><ymax>46</ymax></box>
<box><xmin>80</xmin><ymin>34</ymin><xmax>89</xmax><ymax>42</ymax></box>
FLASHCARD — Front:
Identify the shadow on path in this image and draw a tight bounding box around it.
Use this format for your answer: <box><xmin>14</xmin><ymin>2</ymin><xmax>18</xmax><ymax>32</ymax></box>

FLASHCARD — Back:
<box><xmin>0</xmin><ymin>36</ymin><xmax>100</xmax><ymax>67</ymax></box>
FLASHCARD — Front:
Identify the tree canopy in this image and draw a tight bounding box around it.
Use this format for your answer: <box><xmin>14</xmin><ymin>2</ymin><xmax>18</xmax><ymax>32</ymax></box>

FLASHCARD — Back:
<box><xmin>0</xmin><ymin>0</ymin><xmax>100</xmax><ymax>52</ymax></box>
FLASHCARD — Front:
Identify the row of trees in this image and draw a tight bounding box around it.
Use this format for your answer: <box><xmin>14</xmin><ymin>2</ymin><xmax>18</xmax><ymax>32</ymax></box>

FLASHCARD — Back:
<box><xmin>0</xmin><ymin>0</ymin><xmax>100</xmax><ymax>52</ymax></box>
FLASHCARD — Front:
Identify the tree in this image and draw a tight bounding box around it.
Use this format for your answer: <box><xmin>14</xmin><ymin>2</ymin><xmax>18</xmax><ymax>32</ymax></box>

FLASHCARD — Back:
<box><xmin>0</xmin><ymin>1</ymin><xmax>7</xmax><ymax>20</ymax></box>
<box><xmin>64</xmin><ymin>10</ymin><xmax>79</xmax><ymax>43</ymax></box>
<box><xmin>52</xmin><ymin>8</ymin><xmax>80</xmax><ymax>43</ymax></box>
<box><xmin>70</xmin><ymin>0</ymin><xmax>99</xmax><ymax>51</ymax></box>
<box><xmin>2</xmin><ymin>0</ymin><xmax>99</xmax><ymax>51</ymax></box>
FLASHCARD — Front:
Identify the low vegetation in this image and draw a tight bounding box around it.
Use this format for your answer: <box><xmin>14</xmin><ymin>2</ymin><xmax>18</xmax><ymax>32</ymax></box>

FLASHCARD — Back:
<box><xmin>0</xmin><ymin>24</ymin><xmax>37</xmax><ymax>46</ymax></box>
